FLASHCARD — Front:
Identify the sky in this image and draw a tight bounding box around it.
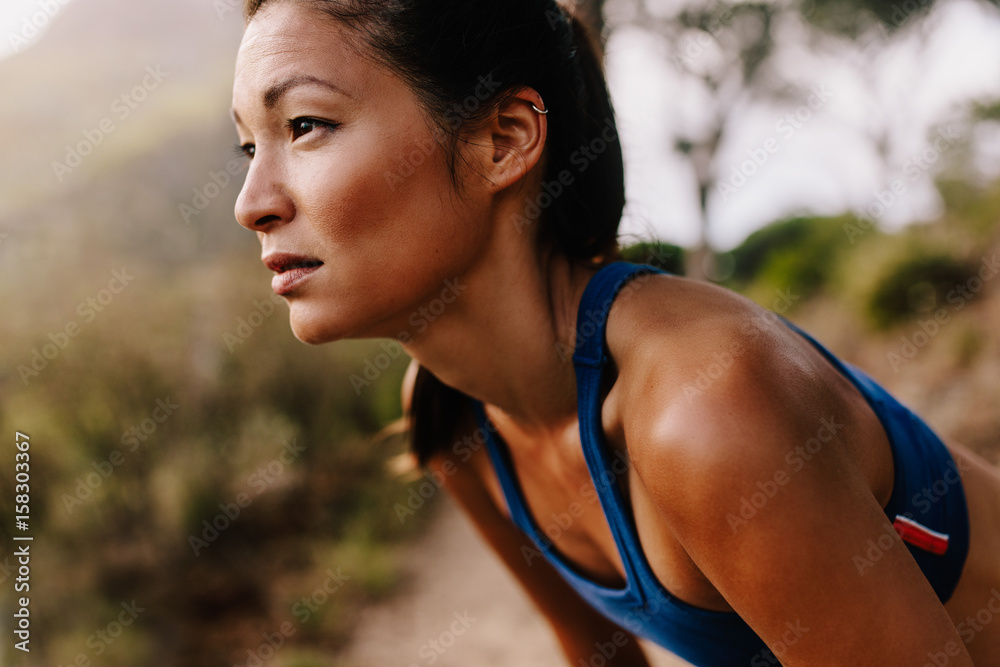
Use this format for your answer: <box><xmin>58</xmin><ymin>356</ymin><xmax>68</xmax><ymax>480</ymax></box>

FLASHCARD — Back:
<box><xmin>3</xmin><ymin>0</ymin><xmax>1000</xmax><ymax>251</ymax></box>
<box><xmin>0</xmin><ymin>0</ymin><xmax>75</xmax><ymax>61</ymax></box>
<box><xmin>605</xmin><ymin>0</ymin><xmax>1000</xmax><ymax>249</ymax></box>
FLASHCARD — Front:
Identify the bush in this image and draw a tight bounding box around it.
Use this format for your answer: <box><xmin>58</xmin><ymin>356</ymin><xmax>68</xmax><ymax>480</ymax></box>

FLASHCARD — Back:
<box><xmin>866</xmin><ymin>252</ymin><xmax>975</xmax><ymax>329</ymax></box>
<box><xmin>0</xmin><ymin>255</ymin><xmax>421</xmax><ymax>667</ymax></box>
<box><xmin>620</xmin><ymin>241</ymin><xmax>686</xmax><ymax>275</ymax></box>
<box><xmin>726</xmin><ymin>215</ymin><xmax>861</xmax><ymax>304</ymax></box>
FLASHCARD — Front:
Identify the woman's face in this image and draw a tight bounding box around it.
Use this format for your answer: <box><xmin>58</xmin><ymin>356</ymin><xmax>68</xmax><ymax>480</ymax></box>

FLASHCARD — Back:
<box><xmin>232</xmin><ymin>1</ymin><xmax>492</xmax><ymax>344</ymax></box>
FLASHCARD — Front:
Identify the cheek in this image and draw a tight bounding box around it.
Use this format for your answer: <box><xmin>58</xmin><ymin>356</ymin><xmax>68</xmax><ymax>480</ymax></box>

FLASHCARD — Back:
<box><xmin>298</xmin><ymin>128</ymin><xmax>484</xmax><ymax>265</ymax></box>
<box><xmin>283</xmin><ymin>126</ymin><xmax>489</xmax><ymax>340</ymax></box>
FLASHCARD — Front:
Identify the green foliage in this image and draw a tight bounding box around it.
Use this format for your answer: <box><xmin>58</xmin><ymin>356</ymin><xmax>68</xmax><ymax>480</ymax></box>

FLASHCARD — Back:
<box><xmin>726</xmin><ymin>215</ymin><xmax>859</xmax><ymax>304</ymax></box>
<box><xmin>802</xmin><ymin>0</ymin><xmax>998</xmax><ymax>37</ymax></box>
<box><xmin>972</xmin><ymin>98</ymin><xmax>1000</xmax><ymax>122</ymax></box>
<box><xmin>935</xmin><ymin>177</ymin><xmax>1000</xmax><ymax>239</ymax></box>
<box><xmin>0</xmin><ymin>252</ymin><xmax>424</xmax><ymax>667</ymax></box>
<box><xmin>865</xmin><ymin>252</ymin><xmax>976</xmax><ymax>329</ymax></box>
<box><xmin>953</xmin><ymin>325</ymin><xmax>987</xmax><ymax>369</ymax></box>
<box><xmin>620</xmin><ymin>241</ymin><xmax>686</xmax><ymax>275</ymax></box>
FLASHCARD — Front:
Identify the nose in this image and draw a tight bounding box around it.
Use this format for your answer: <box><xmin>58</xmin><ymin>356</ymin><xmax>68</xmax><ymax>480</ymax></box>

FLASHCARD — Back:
<box><xmin>235</xmin><ymin>155</ymin><xmax>295</xmax><ymax>233</ymax></box>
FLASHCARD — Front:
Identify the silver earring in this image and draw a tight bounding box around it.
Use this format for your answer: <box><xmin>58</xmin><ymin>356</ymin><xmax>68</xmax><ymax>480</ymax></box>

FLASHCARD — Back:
<box><xmin>531</xmin><ymin>103</ymin><xmax>549</xmax><ymax>115</ymax></box>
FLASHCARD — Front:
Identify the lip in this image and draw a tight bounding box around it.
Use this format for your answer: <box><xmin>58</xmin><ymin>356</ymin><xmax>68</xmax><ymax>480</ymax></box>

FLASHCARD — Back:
<box><xmin>262</xmin><ymin>252</ymin><xmax>325</xmax><ymax>296</ymax></box>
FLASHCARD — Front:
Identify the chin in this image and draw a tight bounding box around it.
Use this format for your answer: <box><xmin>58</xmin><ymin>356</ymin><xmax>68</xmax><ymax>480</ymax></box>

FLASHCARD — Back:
<box><xmin>286</xmin><ymin>300</ymin><xmax>392</xmax><ymax>345</ymax></box>
<box><xmin>290</xmin><ymin>325</ymin><xmax>334</xmax><ymax>346</ymax></box>
<box><xmin>286</xmin><ymin>304</ymin><xmax>348</xmax><ymax>345</ymax></box>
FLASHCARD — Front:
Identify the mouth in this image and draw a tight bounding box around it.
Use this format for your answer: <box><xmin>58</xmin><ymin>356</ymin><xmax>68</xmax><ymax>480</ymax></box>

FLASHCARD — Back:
<box><xmin>275</xmin><ymin>259</ymin><xmax>323</xmax><ymax>273</ymax></box>
<box><xmin>262</xmin><ymin>253</ymin><xmax>325</xmax><ymax>296</ymax></box>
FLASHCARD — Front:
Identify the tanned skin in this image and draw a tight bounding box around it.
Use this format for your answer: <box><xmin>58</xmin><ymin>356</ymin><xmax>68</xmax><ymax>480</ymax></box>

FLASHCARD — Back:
<box><xmin>233</xmin><ymin>4</ymin><xmax>1000</xmax><ymax>663</ymax></box>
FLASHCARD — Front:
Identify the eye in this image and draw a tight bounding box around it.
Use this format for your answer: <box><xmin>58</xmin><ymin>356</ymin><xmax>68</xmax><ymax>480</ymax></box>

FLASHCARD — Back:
<box><xmin>287</xmin><ymin>117</ymin><xmax>339</xmax><ymax>140</ymax></box>
<box><xmin>234</xmin><ymin>143</ymin><xmax>256</xmax><ymax>160</ymax></box>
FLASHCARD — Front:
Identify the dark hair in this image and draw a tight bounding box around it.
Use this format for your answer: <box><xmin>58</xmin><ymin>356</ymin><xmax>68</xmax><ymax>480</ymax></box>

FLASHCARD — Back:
<box><xmin>244</xmin><ymin>0</ymin><xmax>625</xmax><ymax>465</ymax></box>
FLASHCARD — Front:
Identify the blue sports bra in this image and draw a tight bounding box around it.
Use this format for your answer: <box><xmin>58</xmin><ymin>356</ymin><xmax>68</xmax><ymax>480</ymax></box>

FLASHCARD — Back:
<box><xmin>470</xmin><ymin>261</ymin><xmax>969</xmax><ymax>666</ymax></box>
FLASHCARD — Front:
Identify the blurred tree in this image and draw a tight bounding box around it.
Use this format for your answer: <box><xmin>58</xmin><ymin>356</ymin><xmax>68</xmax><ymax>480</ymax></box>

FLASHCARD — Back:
<box><xmin>930</xmin><ymin>96</ymin><xmax>1000</xmax><ymax>238</ymax></box>
<box><xmin>614</xmin><ymin>0</ymin><xmax>791</xmax><ymax>279</ymax></box>
<box><xmin>608</xmin><ymin>0</ymin><xmax>1000</xmax><ymax>279</ymax></box>
<box><xmin>973</xmin><ymin>98</ymin><xmax>1000</xmax><ymax>122</ymax></box>
<box><xmin>807</xmin><ymin>0</ymin><xmax>999</xmax><ymax>34</ymax></box>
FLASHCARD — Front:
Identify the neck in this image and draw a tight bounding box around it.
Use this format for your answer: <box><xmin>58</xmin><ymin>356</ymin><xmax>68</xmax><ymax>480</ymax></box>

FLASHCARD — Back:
<box><xmin>401</xmin><ymin>237</ymin><xmax>599</xmax><ymax>434</ymax></box>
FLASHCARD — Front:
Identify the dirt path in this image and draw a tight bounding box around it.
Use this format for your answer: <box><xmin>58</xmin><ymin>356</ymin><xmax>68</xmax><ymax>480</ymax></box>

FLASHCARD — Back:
<box><xmin>340</xmin><ymin>497</ymin><xmax>691</xmax><ymax>667</ymax></box>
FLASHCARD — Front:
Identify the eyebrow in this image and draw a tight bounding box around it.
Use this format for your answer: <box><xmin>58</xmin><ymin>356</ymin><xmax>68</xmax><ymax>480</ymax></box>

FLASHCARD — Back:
<box><xmin>262</xmin><ymin>75</ymin><xmax>351</xmax><ymax>110</ymax></box>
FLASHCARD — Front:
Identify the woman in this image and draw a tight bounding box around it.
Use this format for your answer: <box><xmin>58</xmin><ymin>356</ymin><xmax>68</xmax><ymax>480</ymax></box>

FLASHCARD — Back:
<box><xmin>230</xmin><ymin>0</ymin><xmax>1000</xmax><ymax>664</ymax></box>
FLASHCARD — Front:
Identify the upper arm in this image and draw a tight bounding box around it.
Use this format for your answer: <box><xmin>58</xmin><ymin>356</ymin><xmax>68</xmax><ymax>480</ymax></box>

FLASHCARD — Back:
<box><xmin>623</xmin><ymin>333</ymin><xmax>972</xmax><ymax>666</ymax></box>
<box><xmin>426</xmin><ymin>442</ymin><xmax>650</xmax><ymax>665</ymax></box>
<box><xmin>401</xmin><ymin>356</ymin><xmax>648</xmax><ymax>661</ymax></box>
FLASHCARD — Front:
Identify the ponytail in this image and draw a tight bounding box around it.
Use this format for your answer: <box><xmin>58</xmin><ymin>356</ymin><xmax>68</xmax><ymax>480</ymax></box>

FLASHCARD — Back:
<box><xmin>407</xmin><ymin>6</ymin><xmax>623</xmax><ymax>465</ymax></box>
<box><xmin>542</xmin><ymin>9</ymin><xmax>625</xmax><ymax>261</ymax></box>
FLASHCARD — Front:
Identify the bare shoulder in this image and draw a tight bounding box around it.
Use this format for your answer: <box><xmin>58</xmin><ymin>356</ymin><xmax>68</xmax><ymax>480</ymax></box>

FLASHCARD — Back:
<box><xmin>602</xmin><ymin>274</ymin><xmax>974</xmax><ymax>664</ymax></box>
<box><xmin>604</xmin><ymin>271</ymin><xmax>772</xmax><ymax>377</ymax></box>
<box><xmin>605</xmin><ymin>272</ymin><xmax>808</xmax><ymax>418</ymax></box>
<box><xmin>603</xmin><ymin>273</ymin><xmax>854</xmax><ymax>511</ymax></box>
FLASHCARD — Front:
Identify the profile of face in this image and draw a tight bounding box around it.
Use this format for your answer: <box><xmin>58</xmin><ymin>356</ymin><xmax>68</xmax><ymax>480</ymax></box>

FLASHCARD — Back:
<box><xmin>231</xmin><ymin>1</ymin><xmax>499</xmax><ymax>345</ymax></box>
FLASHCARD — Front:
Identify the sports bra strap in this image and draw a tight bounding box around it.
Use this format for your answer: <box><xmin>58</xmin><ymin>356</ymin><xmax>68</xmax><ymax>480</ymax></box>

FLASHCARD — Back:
<box><xmin>571</xmin><ymin>262</ymin><xmax>668</xmax><ymax>597</ymax></box>
<box><xmin>572</xmin><ymin>263</ymin><xmax>664</xmax><ymax>368</ymax></box>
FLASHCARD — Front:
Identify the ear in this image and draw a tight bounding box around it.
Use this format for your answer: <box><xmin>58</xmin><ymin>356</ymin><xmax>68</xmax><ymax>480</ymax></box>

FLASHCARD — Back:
<box><xmin>480</xmin><ymin>87</ymin><xmax>548</xmax><ymax>193</ymax></box>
